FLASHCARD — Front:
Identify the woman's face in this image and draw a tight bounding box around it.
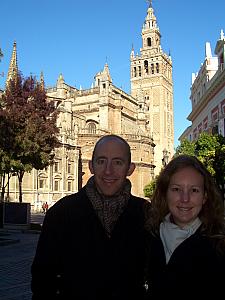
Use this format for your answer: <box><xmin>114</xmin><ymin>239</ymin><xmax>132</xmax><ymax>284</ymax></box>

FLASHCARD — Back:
<box><xmin>166</xmin><ymin>167</ymin><xmax>206</xmax><ymax>228</ymax></box>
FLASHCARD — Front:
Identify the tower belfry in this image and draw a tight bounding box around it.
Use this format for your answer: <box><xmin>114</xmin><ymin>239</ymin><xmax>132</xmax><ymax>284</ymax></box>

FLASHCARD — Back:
<box><xmin>130</xmin><ymin>3</ymin><xmax>174</xmax><ymax>173</ymax></box>
<box><xmin>6</xmin><ymin>41</ymin><xmax>18</xmax><ymax>87</ymax></box>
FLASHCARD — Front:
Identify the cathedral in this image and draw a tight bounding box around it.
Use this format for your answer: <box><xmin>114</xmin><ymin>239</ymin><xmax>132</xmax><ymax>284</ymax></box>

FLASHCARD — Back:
<box><xmin>2</xmin><ymin>3</ymin><xmax>174</xmax><ymax>210</ymax></box>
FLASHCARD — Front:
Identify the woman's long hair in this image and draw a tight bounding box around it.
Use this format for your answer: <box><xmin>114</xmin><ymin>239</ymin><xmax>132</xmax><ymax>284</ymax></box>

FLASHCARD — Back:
<box><xmin>145</xmin><ymin>154</ymin><xmax>225</xmax><ymax>240</ymax></box>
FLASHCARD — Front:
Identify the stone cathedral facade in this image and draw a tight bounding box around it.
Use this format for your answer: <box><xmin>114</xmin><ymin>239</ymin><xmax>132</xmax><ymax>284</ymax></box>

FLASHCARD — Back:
<box><xmin>3</xmin><ymin>4</ymin><xmax>174</xmax><ymax>210</ymax></box>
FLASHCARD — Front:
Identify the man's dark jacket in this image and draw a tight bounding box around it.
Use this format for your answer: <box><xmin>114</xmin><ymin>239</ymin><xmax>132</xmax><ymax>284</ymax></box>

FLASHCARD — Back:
<box><xmin>31</xmin><ymin>187</ymin><xmax>147</xmax><ymax>300</ymax></box>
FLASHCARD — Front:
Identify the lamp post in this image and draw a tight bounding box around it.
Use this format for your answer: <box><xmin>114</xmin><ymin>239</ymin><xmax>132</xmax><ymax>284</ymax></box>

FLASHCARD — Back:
<box><xmin>162</xmin><ymin>148</ymin><xmax>169</xmax><ymax>167</ymax></box>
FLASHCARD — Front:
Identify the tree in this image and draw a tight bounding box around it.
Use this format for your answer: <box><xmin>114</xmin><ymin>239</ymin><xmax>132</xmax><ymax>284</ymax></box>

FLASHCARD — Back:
<box><xmin>212</xmin><ymin>135</ymin><xmax>225</xmax><ymax>200</ymax></box>
<box><xmin>175</xmin><ymin>132</ymin><xmax>225</xmax><ymax>202</ymax></box>
<box><xmin>174</xmin><ymin>138</ymin><xmax>196</xmax><ymax>157</ymax></box>
<box><xmin>0</xmin><ymin>73</ymin><xmax>59</xmax><ymax>202</ymax></box>
<box><xmin>194</xmin><ymin>132</ymin><xmax>219</xmax><ymax>174</ymax></box>
<box><xmin>144</xmin><ymin>176</ymin><xmax>158</xmax><ymax>199</ymax></box>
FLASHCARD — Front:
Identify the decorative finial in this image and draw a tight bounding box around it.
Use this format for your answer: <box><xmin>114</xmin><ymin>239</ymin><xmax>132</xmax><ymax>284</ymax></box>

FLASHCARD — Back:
<box><xmin>146</xmin><ymin>0</ymin><xmax>153</xmax><ymax>8</ymax></box>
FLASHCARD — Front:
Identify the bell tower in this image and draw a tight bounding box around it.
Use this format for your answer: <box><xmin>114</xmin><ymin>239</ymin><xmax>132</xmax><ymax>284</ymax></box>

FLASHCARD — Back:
<box><xmin>130</xmin><ymin>2</ymin><xmax>174</xmax><ymax>173</ymax></box>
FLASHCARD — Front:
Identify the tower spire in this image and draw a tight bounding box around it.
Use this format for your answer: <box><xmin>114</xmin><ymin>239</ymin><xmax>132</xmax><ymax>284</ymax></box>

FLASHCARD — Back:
<box><xmin>6</xmin><ymin>41</ymin><xmax>18</xmax><ymax>87</ymax></box>
<box><xmin>147</xmin><ymin>0</ymin><xmax>153</xmax><ymax>8</ymax></box>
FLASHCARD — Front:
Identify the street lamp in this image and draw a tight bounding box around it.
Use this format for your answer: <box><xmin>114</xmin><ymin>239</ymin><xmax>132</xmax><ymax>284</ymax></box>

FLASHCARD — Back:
<box><xmin>162</xmin><ymin>148</ymin><xmax>169</xmax><ymax>167</ymax></box>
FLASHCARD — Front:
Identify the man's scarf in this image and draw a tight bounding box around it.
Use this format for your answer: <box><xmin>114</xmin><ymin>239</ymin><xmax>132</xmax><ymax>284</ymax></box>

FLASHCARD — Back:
<box><xmin>86</xmin><ymin>176</ymin><xmax>131</xmax><ymax>237</ymax></box>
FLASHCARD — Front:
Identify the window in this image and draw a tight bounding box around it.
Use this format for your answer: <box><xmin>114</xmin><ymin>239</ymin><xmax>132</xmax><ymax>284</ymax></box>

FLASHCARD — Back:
<box><xmin>54</xmin><ymin>180</ymin><xmax>59</xmax><ymax>191</ymax></box>
<box><xmin>211</xmin><ymin>106</ymin><xmax>219</xmax><ymax>122</ymax></box>
<box><xmin>151</xmin><ymin>64</ymin><xmax>154</xmax><ymax>74</ymax></box>
<box><xmin>134</xmin><ymin>67</ymin><xmax>137</xmax><ymax>77</ymax></box>
<box><xmin>88</xmin><ymin>122</ymin><xmax>96</xmax><ymax>134</ymax></box>
<box><xmin>54</xmin><ymin>162</ymin><xmax>59</xmax><ymax>172</ymax></box>
<box><xmin>198</xmin><ymin>123</ymin><xmax>202</xmax><ymax>134</ymax></box>
<box><xmin>144</xmin><ymin>60</ymin><xmax>149</xmax><ymax>74</ymax></box>
<box><xmin>221</xmin><ymin>99</ymin><xmax>225</xmax><ymax>114</ymax></box>
<box><xmin>139</xmin><ymin>66</ymin><xmax>141</xmax><ymax>76</ymax></box>
<box><xmin>203</xmin><ymin>117</ymin><xmax>208</xmax><ymax>130</ymax></box>
<box><xmin>68</xmin><ymin>181</ymin><xmax>72</xmax><ymax>191</ymax></box>
<box><xmin>147</xmin><ymin>37</ymin><xmax>151</xmax><ymax>47</ymax></box>
<box><xmin>39</xmin><ymin>179</ymin><xmax>44</xmax><ymax>189</ymax></box>
<box><xmin>68</xmin><ymin>163</ymin><xmax>71</xmax><ymax>174</ymax></box>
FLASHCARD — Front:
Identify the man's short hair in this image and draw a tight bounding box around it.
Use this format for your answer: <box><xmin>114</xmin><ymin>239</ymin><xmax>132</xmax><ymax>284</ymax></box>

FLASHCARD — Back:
<box><xmin>92</xmin><ymin>134</ymin><xmax>131</xmax><ymax>164</ymax></box>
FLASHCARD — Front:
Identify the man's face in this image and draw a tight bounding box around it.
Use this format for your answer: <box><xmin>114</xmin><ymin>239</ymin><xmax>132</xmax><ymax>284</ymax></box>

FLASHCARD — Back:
<box><xmin>89</xmin><ymin>138</ymin><xmax>135</xmax><ymax>196</ymax></box>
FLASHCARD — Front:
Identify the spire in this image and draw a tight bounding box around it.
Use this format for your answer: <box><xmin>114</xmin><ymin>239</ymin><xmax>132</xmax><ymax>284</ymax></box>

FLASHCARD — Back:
<box><xmin>6</xmin><ymin>41</ymin><xmax>18</xmax><ymax>87</ymax></box>
<box><xmin>143</xmin><ymin>2</ymin><xmax>158</xmax><ymax>31</ymax></box>
<box><xmin>147</xmin><ymin>0</ymin><xmax>153</xmax><ymax>8</ymax></box>
<box><xmin>57</xmin><ymin>73</ymin><xmax>64</xmax><ymax>87</ymax></box>
<box><xmin>130</xmin><ymin>43</ymin><xmax>135</xmax><ymax>58</ymax></box>
<box><xmin>102</xmin><ymin>63</ymin><xmax>112</xmax><ymax>82</ymax></box>
<box><xmin>40</xmin><ymin>71</ymin><xmax>45</xmax><ymax>90</ymax></box>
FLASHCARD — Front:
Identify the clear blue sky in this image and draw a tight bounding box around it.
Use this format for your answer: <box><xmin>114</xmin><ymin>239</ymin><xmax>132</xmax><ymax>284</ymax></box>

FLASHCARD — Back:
<box><xmin>1</xmin><ymin>0</ymin><xmax>225</xmax><ymax>147</ymax></box>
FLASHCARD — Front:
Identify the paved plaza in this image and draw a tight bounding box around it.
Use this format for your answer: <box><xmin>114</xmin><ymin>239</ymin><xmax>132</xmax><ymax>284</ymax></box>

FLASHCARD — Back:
<box><xmin>0</xmin><ymin>228</ymin><xmax>40</xmax><ymax>300</ymax></box>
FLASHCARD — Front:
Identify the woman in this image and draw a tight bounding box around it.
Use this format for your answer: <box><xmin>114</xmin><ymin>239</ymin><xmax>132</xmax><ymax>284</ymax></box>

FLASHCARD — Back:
<box><xmin>145</xmin><ymin>154</ymin><xmax>225</xmax><ymax>299</ymax></box>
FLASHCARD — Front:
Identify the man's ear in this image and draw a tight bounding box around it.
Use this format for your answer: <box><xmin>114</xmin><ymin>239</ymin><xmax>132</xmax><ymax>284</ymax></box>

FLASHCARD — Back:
<box><xmin>127</xmin><ymin>162</ymin><xmax>135</xmax><ymax>176</ymax></box>
<box><xmin>89</xmin><ymin>160</ymin><xmax>94</xmax><ymax>174</ymax></box>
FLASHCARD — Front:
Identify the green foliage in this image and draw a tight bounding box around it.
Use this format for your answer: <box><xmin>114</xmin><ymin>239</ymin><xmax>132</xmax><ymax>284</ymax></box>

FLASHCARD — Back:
<box><xmin>0</xmin><ymin>73</ymin><xmax>59</xmax><ymax>202</ymax></box>
<box><xmin>174</xmin><ymin>138</ymin><xmax>196</xmax><ymax>157</ymax></box>
<box><xmin>144</xmin><ymin>176</ymin><xmax>158</xmax><ymax>199</ymax></box>
<box><xmin>176</xmin><ymin>133</ymin><xmax>225</xmax><ymax>201</ymax></box>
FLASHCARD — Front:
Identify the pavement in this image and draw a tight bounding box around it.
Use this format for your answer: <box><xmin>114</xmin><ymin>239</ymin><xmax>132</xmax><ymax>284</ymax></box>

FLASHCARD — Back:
<box><xmin>0</xmin><ymin>227</ymin><xmax>41</xmax><ymax>300</ymax></box>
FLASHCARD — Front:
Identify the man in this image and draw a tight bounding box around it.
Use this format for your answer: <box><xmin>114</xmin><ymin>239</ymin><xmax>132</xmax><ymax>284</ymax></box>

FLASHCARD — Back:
<box><xmin>31</xmin><ymin>134</ymin><xmax>148</xmax><ymax>299</ymax></box>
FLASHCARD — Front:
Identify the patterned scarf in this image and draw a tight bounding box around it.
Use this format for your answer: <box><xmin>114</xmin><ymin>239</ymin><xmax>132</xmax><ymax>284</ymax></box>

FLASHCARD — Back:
<box><xmin>86</xmin><ymin>176</ymin><xmax>131</xmax><ymax>237</ymax></box>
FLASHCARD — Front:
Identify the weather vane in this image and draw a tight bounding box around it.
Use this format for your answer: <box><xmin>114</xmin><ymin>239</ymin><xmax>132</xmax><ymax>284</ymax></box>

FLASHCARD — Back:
<box><xmin>146</xmin><ymin>0</ymin><xmax>153</xmax><ymax>8</ymax></box>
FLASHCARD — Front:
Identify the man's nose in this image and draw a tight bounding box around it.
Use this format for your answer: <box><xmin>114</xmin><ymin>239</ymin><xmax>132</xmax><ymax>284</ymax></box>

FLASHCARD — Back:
<box><xmin>105</xmin><ymin>161</ymin><xmax>113</xmax><ymax>173</ymax></box>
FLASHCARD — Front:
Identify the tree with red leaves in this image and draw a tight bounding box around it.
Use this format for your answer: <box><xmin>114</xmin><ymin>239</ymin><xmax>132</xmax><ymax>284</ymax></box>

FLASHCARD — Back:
<box><xmin>0</xmin><ymin>72</ymin><xmax>59</xmax><ymax>202</ymax></box>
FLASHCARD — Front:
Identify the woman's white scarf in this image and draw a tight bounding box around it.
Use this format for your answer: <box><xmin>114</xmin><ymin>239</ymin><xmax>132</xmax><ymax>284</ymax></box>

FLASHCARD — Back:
<box><xmin>160</xmin><ymin>213</ymin><xmax>202</xmax><ymax>263</ymax></box>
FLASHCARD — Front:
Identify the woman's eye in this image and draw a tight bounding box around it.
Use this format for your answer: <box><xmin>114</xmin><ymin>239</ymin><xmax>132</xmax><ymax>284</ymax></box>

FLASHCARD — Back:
<box><xmin>171</xmin><ymin>187</ymin><xmax>179</xmax><ymax>192</ymax></box>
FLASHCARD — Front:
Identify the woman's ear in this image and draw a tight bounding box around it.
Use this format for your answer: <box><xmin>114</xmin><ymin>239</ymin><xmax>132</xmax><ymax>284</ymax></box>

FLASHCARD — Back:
<box><xmin>127</xmin><ymin>162</ymin><xmax>136</xmax><ymax>176</ymax></box>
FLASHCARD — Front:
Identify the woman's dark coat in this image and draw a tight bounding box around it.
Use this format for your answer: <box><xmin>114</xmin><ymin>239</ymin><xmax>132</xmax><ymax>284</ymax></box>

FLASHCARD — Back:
<box><xmin>145</xmin><ymin>227</ymin><xmax>225</xmax><ymax>299</ymax></box>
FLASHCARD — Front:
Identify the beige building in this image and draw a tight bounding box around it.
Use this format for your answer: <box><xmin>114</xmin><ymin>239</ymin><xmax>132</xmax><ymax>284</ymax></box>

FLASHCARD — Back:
<box><xmin>180</xmin><ymin>30</ymin><xmax>225</xmax><ymax>142</ymax></box>
<box><xmin>2</xmin><ymin>3</ymin><xmax>174</xmax><ymax>210</ymax></box>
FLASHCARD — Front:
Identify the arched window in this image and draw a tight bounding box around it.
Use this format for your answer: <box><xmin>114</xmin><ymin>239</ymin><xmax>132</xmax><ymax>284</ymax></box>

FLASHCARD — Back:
<box><xmin>147</xmin><ymin>37</ymin><xmax>151</xmax><ymax>47</ymax></box>
<box><xmin>88</xmin><ymin>122</ymin><xmax>96</xmax><ymax>134</ymax></box>
<box><xmin>139</xmin><ymin>66</ymin><xmax>142</xmax><ymax>76</ymax></box>
<box><xmin>151</xmin><ymin>64</ymin><xmax>154</xmax><ymax>74</ymax></box>
<box><xmin>144</xmin><ymin>60</ymin><xmax>149</xmax><ymax>74</ymax></box>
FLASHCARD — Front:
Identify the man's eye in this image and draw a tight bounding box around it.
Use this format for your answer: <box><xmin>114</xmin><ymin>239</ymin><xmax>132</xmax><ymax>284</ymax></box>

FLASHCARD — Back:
<box><xmin>96</xmin><ymin>159</ymin><xmax>106</xmax><ymax>165</ymax></box>
<box><xmin>113</xmin><ymin>160</ymin><xmax>123</xmax><ymax>166</ymax></box>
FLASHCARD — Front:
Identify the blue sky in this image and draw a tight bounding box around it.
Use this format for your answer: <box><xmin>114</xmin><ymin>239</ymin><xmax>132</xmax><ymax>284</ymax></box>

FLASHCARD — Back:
<box><xmin>1</xmin><ymin>0</ymin><xmax>225</xmax><ymax>147</ymax></box>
